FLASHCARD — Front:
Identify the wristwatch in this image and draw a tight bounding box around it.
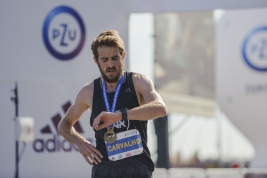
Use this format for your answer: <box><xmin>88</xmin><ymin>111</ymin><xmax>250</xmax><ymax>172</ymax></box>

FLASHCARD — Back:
<box><xmin>119</xmin><ymin>108</ymin><xmax>128</xmax><ymax>122</ymax></box>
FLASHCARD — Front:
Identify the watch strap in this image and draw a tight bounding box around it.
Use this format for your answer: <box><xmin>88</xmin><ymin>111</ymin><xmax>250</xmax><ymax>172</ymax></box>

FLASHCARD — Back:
<box><xmin>119</xmin><ymin>108</ymin><xmax>128</xmax><ymax>122</ymax></box>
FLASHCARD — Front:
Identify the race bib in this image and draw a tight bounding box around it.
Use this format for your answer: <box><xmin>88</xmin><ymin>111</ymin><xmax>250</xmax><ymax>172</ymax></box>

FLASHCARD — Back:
<box><xmin>105</xmin><ymin>129</ymin><xmax>143</xmax><ymax>161</ymax></box>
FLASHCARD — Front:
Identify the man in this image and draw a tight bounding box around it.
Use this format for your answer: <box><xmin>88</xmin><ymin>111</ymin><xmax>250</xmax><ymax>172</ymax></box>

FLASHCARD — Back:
<box><xmin>58</xmin><ymin>30</ymin><xmax>166</xmax><ymax>178</ymax></box>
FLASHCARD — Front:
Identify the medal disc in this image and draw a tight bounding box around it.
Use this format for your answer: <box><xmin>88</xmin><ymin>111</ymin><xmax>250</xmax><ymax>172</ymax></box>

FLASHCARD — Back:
<box><xmin>104</xmin><ymin>129</ymin><xmax>117</xmax><ymax>143</ymax></box>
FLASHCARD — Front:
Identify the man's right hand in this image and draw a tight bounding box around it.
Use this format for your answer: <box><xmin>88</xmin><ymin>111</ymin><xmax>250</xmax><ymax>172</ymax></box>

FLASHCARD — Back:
<box><xmin>76</xmin><ymin>141</ymin><xmax>103</xmax><ymax>166</ymax></box>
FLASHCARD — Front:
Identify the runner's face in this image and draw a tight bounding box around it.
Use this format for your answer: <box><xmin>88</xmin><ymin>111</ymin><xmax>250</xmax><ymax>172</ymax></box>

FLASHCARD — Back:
<box><xmin>95</xmin><ymin>46</ymin><xmax>125</xmax><ymax>83</ymax></box>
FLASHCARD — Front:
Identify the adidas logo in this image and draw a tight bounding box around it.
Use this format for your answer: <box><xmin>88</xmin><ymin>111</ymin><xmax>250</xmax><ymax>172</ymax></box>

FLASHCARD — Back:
<box><xmin>41</xmin><ymin>101</ymin><xmax>83</xmax><ymax>134</ymax></box>
<box><xmin>33</xmin><ymin>101</ymin><xmax>92</xmax><ymax>153</ymax></box>
<box><xmin>125</xmin><ymin>88</ymin><xmax>132</xmax><ymax>92</ymax></box>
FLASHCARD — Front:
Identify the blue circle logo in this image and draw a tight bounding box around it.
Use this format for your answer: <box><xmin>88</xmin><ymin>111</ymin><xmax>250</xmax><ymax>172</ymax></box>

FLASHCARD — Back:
<box><xmin>242</xmin><ymin>26</ymin><xmax>267</xmax><ymax>72</ymax></box>
<box><xmin>43</xmin><ymin>6</ymin><xmax>86</xmax><ymax>60</ymax></box>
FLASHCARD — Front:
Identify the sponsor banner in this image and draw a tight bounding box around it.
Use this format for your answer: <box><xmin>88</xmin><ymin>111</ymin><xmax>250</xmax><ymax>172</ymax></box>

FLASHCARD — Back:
<box><xmin>0</xmin><ymin>81</ymin><xmax>95</xmax><ymax>177</ymax></box>
<box><xmin>216</xmin><ymin>8</ymin><xmax>267</xmax><ymax>167</ymax></box>
<box><xmin>0</xmin><ymin>0</ymin><xmax>130</xmax><ymax>81</ymax></box>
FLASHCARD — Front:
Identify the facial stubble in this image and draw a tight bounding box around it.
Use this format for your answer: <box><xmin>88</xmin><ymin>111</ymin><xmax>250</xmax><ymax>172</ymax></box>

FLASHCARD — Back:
<box><xmin>97</xmin><ymin>60</ymin><xmax>124</xmax><ymax>83</ymax></box>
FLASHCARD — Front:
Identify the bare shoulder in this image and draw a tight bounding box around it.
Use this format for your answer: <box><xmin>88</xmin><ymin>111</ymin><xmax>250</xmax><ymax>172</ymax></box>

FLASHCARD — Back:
<box><xmin>80</xmin><ymin>81</ymin><xmax>94</xmax><ymax>95</ymax></box>
<box><xmin>131</xmin><ymin>72</ymin><xmax>156</xmax><ymax>105</ymax></box>
<box><xmin>75</xmin><ymin>81</ymin><xmax>94</xmax><ymax>109</ymax></box>
<box><xmin>132</xmin><ymin>72</ymin><xmax>154</xmax><ymax>90</ymax></box>
<box><xmin>131</xmin><ymin>72</ymin><xmax>164</xmax><ymax>105</ymax></box>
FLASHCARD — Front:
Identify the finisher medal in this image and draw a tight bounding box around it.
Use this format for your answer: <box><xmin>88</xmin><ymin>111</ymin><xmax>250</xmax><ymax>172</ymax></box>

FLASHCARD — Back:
<box><xmin>104</xmin><ymin>128</ymin><xmax>117</xmax><ymax>144</ymax></box>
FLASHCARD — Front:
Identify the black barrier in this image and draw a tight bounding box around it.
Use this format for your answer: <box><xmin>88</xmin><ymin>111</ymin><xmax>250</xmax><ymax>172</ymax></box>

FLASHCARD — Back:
<box><xmin>154</xmin><ymin>115</ymin><xmax>169</xmax><ymax>169</ymax></box>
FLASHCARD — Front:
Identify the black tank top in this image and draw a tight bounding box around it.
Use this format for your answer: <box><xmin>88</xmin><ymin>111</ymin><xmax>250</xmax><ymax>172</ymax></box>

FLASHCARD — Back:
<box><xmin>90</xmin><ymin>72</ymin><xmax>154</xmax><ymax>172</ymax></box>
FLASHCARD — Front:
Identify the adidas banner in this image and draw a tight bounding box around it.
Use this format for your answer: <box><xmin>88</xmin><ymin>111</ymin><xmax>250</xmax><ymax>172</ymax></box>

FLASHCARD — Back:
<box><xmin>0</xmin><ymin>81</ymin><xmax>95</xmax><ymax>178</ymax></box>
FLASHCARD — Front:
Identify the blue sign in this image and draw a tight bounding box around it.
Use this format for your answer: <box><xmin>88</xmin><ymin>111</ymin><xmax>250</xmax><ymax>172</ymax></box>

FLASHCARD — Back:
<box><xmin>43</xmin><ymin>6</ymin><xmax>86</xmax><ymax>60</ymax></box>
<box><xmin>242</xmin><ymin>26</ymin><xmax>267</xmax><ymax>72</ymax></box>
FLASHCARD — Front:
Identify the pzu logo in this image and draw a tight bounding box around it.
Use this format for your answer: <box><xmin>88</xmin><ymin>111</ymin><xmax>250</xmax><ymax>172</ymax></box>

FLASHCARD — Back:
<box><xmin>242</xmin><ymin>26</ymin><xmax>267</xmax><ymax>72</ymax></box>
<box><xmin>43</xmin><ymin>6</ymin><xmax>86</xmax><ymax>60</ymax></box>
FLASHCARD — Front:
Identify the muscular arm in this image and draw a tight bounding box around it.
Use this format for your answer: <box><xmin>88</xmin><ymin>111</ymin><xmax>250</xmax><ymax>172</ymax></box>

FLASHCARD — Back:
<box><xmin>58</xmin><ymin>95</ymin><xmax>88</xmax><ymax>145</ymax></box>
<box><xmin>127</xmin><ymin>73</ymin><xmax>166</xmax><ymax>120</ymax></box>
<box><xmin>58</xmin><ymin>82</ymin><xmax>103</xmax><ymax>165</ymax></box>
<box><xmin>93</xmin><ymin>73</ymin><xmax>167</xmax><ymax>130</ymax></box>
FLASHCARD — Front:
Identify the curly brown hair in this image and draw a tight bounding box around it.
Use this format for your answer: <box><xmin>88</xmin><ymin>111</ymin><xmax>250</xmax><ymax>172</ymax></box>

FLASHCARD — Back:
<box><xmin>91</xmin><ymin>30</ymin><xmax>125</xmax><ymax>60</ymax></box>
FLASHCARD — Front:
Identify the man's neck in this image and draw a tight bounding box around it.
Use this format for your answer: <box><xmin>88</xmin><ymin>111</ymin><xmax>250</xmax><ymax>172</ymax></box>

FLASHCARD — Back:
<box><xmin>102</xmin><ymin>72</ymin><xmax>124</xmax><ymax>93</ymax></box>
<box><xmin>105</xmin><ymin>81</ymin><xmax>119</xmax><ymax>93</ymax></box>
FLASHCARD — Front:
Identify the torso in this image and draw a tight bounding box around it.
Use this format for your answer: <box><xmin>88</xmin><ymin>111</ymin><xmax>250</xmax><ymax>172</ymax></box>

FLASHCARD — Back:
<box><xmin>88</xmin><ymin>71</ymin><xmax>154</xmax><ymax>172</ymax></box>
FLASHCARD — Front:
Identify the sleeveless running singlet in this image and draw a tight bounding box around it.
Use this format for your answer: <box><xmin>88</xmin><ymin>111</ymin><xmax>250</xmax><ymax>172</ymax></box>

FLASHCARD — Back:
<box><xmin>90</xmin><ymin>72</ymin><xmax>154</xmax><ymax>172</ymax></box>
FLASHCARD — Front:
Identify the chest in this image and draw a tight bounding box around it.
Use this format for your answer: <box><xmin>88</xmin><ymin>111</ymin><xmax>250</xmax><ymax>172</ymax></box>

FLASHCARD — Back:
<box><xmin>90</xmin><ymin>83</ymin><xmax>139</xmax><ymax>124</ymax></box>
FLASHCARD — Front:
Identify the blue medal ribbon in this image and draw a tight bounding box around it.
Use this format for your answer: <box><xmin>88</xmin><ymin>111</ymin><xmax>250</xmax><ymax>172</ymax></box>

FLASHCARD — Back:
<box><xmin>102</xmin><ymin>74</ymin><xmax>124</xmax><ymax>128</ymax></box>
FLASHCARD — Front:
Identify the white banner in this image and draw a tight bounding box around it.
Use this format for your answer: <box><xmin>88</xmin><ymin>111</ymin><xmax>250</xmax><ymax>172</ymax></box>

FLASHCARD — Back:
<box><xmin>216</xmin><ymin>8</ymin><xmax>267</xmax><ymax>167</ymax></box>
<box><xmin>0</xmin><ymin>1</ymin><xmax>130</xmax><ymax>177</ymax></box>
<box><xmin>1</xmin><ymin>81</ymin><xmax>96</xmax><ymax>178</ymax></box>
<box><xmin>0</xmin><ymin>0</ymin><xmax>130</xmax><ymax>82</ymax></box>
